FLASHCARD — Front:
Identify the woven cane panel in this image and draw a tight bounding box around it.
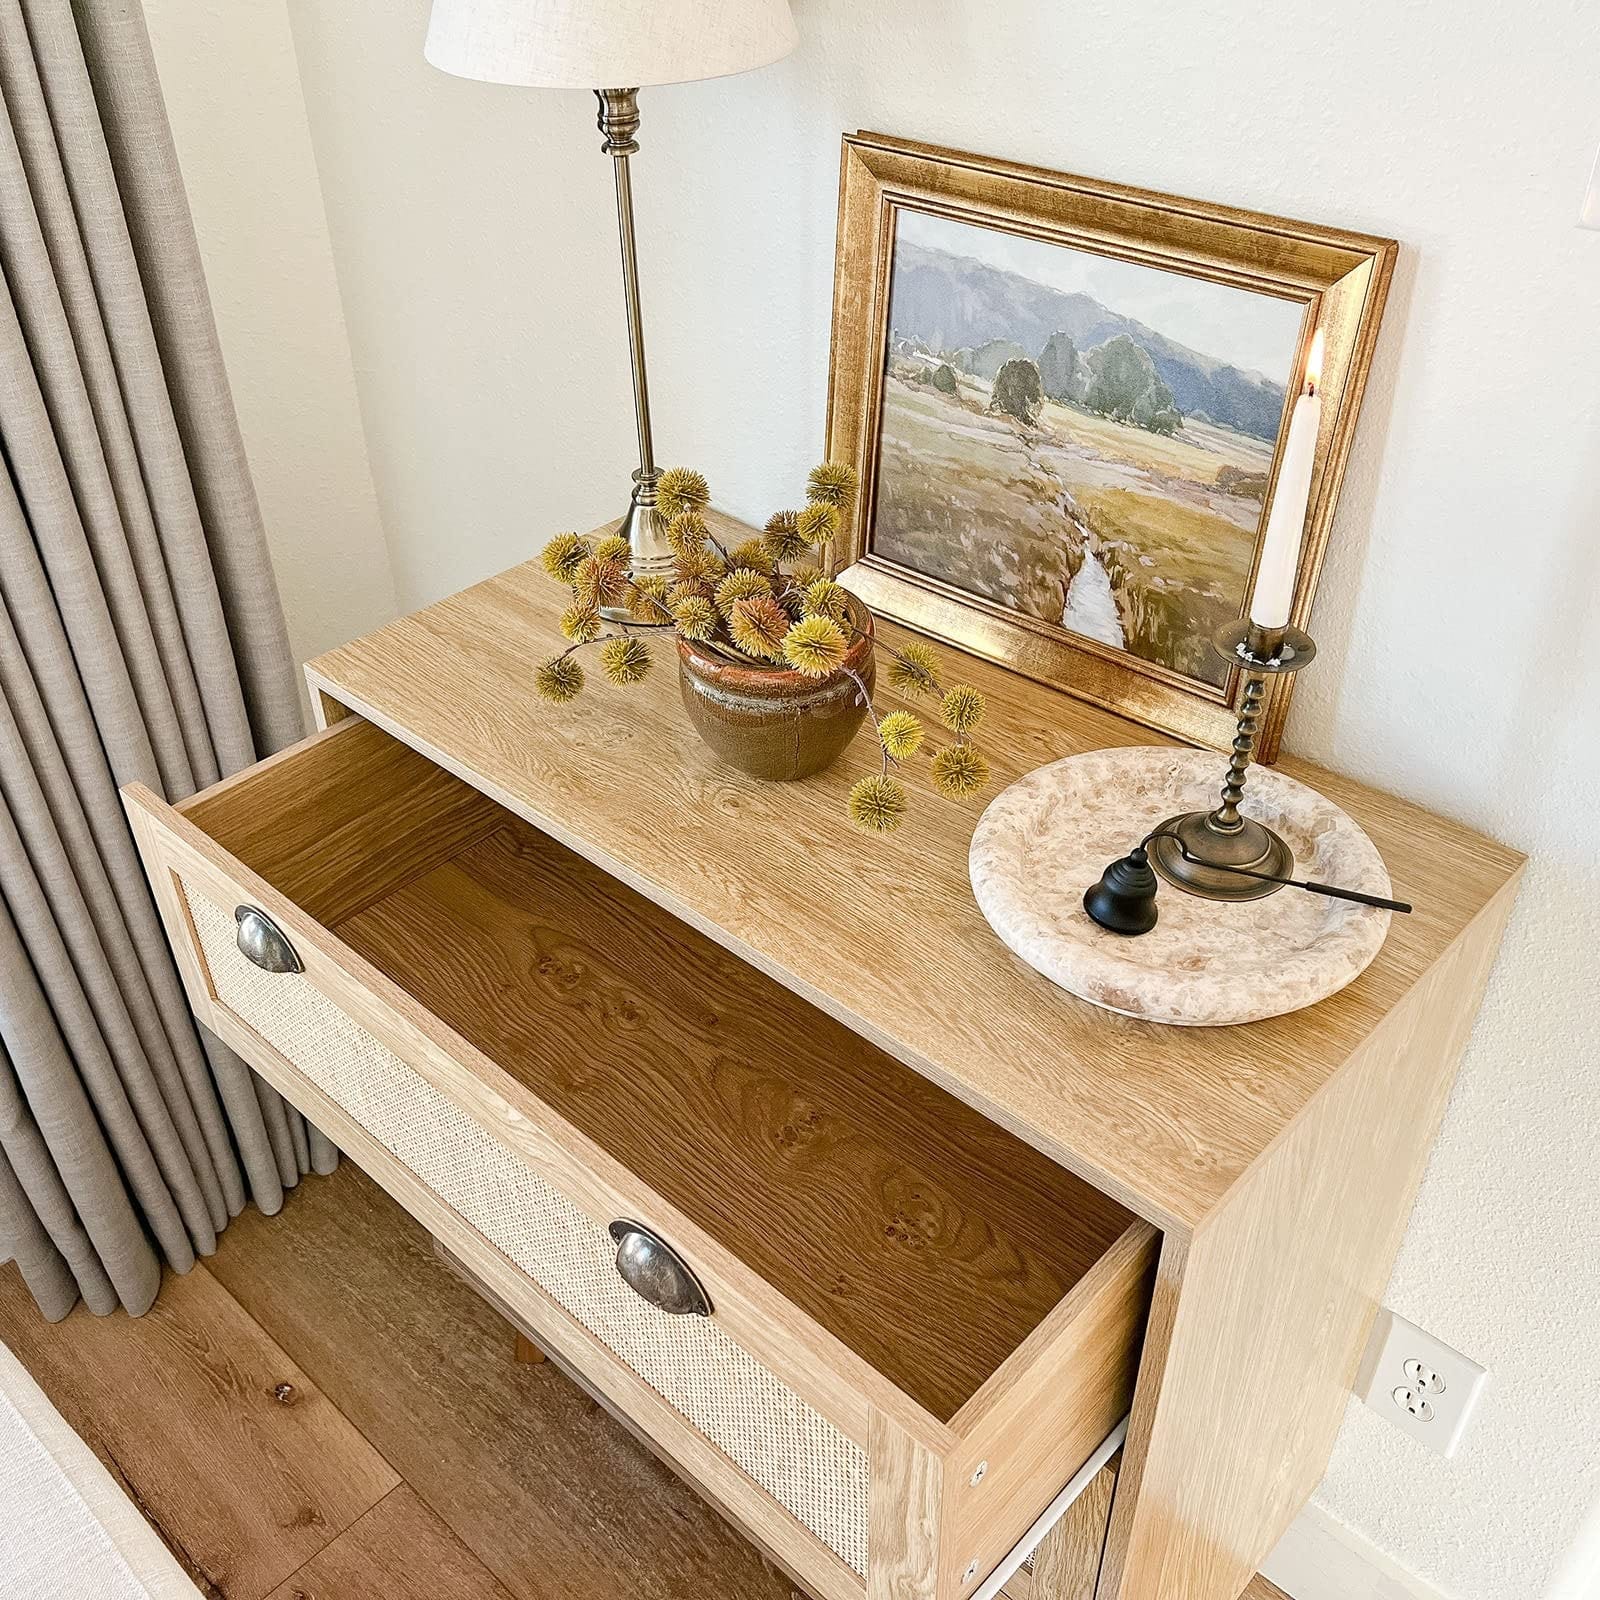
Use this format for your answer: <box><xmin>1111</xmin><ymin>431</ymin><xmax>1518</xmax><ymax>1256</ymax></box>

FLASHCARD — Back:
<box><xmin>183</xmin><ymin>884</ymin><xmax>869</xmax><ymax>1574</ymax></box>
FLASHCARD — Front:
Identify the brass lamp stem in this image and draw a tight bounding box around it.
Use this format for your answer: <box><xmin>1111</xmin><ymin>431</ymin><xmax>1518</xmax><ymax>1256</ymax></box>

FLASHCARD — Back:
<box><xmin>595</xmin><ymin>88</ymin><xmax>675</xmax><ymax>609</ymax></box>
<box><xmin>596</xmin><ymin>89</ymin><xmax>655</xmax><ymax>484</ymax></box>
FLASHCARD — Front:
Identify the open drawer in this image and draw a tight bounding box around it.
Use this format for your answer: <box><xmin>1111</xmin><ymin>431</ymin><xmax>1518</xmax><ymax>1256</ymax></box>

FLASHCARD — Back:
<box><xmin>124</xmin><ymin>715</ymin><xmax>1156</xmax><ymax>1600</ymax></box>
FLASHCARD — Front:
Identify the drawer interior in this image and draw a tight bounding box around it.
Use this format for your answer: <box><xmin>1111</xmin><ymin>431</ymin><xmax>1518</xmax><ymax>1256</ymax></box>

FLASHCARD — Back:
<box><xmin>183</xmin><ymin>717</ymin><xmax>1140</xmax><ymax>1423</ymax></box>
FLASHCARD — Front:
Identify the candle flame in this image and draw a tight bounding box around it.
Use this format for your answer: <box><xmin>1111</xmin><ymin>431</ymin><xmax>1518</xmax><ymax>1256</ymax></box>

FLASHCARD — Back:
<box><xmin>1305</xmin><ymin>328</ymin><xmax>1326</xmax><ymax>395</ymax></box>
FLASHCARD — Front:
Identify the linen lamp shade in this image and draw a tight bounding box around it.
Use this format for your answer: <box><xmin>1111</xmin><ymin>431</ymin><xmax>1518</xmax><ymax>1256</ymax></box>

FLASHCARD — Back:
<box><xmin>425</xmin><ymin>0</ymin><xmax>798</xmax><ymax>89</ymax></box>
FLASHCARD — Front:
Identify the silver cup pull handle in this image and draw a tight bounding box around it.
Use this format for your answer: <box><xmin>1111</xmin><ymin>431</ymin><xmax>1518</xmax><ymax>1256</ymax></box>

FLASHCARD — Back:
<box><xmin>609</xmin><ymin>1221</ymin><xmax>712</xmax><ymax>1317</ymax></box>
<box><xmin>234</xmin><ymin>906</ymin><xmax>303</xmax><ymax>974</ymax></box>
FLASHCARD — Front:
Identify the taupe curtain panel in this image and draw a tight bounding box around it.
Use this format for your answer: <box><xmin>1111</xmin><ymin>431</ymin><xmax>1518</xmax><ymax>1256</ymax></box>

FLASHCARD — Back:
<box><xmin>0</xmin><ymin>0</ymin><xmax>333</xmax><ymax>1321</ymax></box>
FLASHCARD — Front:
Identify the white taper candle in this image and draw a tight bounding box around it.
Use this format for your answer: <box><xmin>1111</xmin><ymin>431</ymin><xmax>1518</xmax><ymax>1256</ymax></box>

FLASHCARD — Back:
<box><xmin>1250</xmin><ymin>330</ymin><xmax>1324</xmax><ymax>631</ymax></box>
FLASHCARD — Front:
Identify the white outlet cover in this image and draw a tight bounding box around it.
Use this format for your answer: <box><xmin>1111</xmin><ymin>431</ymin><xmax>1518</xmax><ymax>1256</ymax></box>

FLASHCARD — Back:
<box><xmin>1357</xmin><ymin>1307</ymin><xmax>1489</xmax><ymax>1457</ymax></box>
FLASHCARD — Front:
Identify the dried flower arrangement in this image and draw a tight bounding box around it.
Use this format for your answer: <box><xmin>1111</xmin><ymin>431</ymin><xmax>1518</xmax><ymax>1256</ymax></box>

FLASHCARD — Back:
<box><xmin>534</xmin><ymin>463</ymin><xmax>992</xmax><ymax>831</ymax></box>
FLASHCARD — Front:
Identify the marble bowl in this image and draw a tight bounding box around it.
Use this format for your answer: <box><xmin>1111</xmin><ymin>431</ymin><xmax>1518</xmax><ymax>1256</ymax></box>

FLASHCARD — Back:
<box><xmin>969</xmin><ymin>747</ymin><xmax>1394</xmax><ymax>1026</ymax></box>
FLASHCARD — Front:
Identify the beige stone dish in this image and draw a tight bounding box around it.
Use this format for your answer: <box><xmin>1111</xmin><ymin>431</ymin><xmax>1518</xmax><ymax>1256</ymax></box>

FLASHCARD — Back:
<box><xmin>969</xmin><ymin>747</ymin><xmax>1395</xmax><ymax>1026</ymax></box>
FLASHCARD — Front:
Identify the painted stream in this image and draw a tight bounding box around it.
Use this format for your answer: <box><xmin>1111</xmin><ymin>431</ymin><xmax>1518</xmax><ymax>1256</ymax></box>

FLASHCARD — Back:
<box><xmin>1025</xmin><ymin>434</ymin><xmax>1129</xmax><ymax>651</ymax></box>
<box><xmin>1060</xmin><ymin>546</ymin><xmax>1125</xmax><ymax>649</ymax></box>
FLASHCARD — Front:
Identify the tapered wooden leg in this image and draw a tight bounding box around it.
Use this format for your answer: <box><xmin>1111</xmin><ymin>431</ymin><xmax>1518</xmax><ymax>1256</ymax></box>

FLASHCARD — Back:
<box><xmin>432</xmin><ymin>1237</ymin><xmax>548</xmax><ymax>1367</ymax></box>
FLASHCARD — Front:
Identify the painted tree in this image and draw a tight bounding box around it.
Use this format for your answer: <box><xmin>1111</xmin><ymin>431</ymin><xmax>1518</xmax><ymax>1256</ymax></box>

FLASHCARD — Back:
<box><xmin>1083</xmin><ymin>335</ymin><xmax>1159</xmax><ymax>421</ymax></box>
<box><xmin>1038</xmin><ymin>330</ymin><xmax>1080</xmax><ymax>402</ymax></box>
<box><xmin>931</xmin><ymin>362</ymin><xmax>960</xmax><ymax>395</ymax></box>
<box><xmin>970</xmin><ymin>338</ymin><xmax>1029</xmax><ymax>381</ymax></box>
<box><xmin>1084</xmin><ymin>335</ymin><xmax>1183</xmax><ymax>433</ymax></box>
<box><xmin>1130</xmin><ymin>374</ymin><xmax>1177</xmax><ymax>430</ymax></box>
<box><xmin>991</xmin><ymin>358</ymin><xmax>1044</xmax><ymax>424</ymax></box>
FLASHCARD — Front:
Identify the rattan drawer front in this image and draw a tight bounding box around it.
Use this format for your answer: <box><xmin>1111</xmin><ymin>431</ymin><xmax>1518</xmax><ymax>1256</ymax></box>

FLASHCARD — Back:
<box><xmin>182</xmin><ymin>883</ymin><xmax>870</xmax><ymax>1576</ymax></box>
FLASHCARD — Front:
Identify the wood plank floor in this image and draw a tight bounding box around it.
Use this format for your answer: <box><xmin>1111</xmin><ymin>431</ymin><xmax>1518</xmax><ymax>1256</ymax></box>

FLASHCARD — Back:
<box><xmin>0</xmin><ymin>1247</ymin><xmax>399</xmax><ymax>1598</ymax></box>
<box><xmin>0</xmin><ymin>1162</ymin><xmax>1287</xmax><ymax>1600</ymax></box>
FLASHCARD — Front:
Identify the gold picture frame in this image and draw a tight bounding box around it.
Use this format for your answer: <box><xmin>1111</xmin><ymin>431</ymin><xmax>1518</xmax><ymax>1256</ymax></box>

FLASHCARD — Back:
<box><xmin>825</xmin><ymin>132</ymin><xmax>1397</xmax><ymax>761</ymax></box>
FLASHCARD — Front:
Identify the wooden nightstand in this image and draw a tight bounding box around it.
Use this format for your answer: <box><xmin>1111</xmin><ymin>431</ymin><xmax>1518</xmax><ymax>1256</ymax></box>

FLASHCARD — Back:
<box><xmin>123</xmin><ymin>520</ymin><xmax>1522</xmax><ymax>1600</ymax></box>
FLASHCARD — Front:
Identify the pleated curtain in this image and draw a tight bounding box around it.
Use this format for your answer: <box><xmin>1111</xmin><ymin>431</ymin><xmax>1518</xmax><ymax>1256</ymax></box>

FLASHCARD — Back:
<box><xmin>0</xmin><ymin>0</ymin><xmax>335</xmax><ymax>1321</ymax></box>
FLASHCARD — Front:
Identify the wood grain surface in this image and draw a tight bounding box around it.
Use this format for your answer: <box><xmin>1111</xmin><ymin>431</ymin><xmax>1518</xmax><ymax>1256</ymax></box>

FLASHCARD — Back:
<box><xmin>427</xmin><ymin>1234</ymin><xmax>861</xmax><ymax>1599</ymax></box>
<box><xmin>1096</xmin><ymin>873</ymin><xmax>1522</xmax><ymax>1600</ymax></box>
<box><xmin>945</xmin><ymin>1230</ymin><xmax>1151</xmax><ymax>1581</ymax></box>
<box><xmin>135</xmin><ymin>774</ymin><xmax>975</xmax><ymax>1462</ymax></box>
<box><xmin>264</xmin><ymin>1486</ymin><xmax>515</xmax><ymax>1600</ymax></box>
<box><xmin>1032</xmin><ymin>1458</ymin><xmax>1117</xmax><ymax>1600</ymax></box>
<box><xmin>868</xmin><ymin>1412</ymin><xmax>947</xmax><ymax>1600</ymax></box>
<box><xmin>304</xmin><ymin>517</ymin><xmax>1526</xmax><ymax>1233</ymax></box>
<box><xmin>0</xmin><ymin>1159</ymin><xmax>1288</xmax><ymax>1600</ymax></box>
<box><xmin>334</xmin><ymin>816</ymin><xmax>1137</xmax><ymax>1420</ymax></box>
<box><xmin>0</xmin><ymin>1260</ymin><xmax>398</xmax><ymax>1600</ymax></box>
<box><xmin>207</xmin><ymin>1163</ymin><xmax>805</xmax><ymax>1600</ymax></box>
<box><xmin>181</xmin><ymin>718</ymin><xmax>503</xmax><ymax>928</ymax></box>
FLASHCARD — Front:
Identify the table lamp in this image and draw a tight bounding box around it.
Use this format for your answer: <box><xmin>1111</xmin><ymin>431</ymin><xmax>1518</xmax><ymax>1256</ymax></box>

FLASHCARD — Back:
<box><xmin>424</xmin><ymin>1</ymin><xmax>798</xmax><ymax>602</ymax></box>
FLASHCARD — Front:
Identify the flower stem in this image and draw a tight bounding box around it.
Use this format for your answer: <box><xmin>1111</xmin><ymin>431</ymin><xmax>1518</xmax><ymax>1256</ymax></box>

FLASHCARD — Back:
<box><xmin>841</xmin><ymin>665</ymin><xmax>890</xmax><ymax>777</ymax></box>
<box><xmin>845</xmin><ymin>625</ymin><xmax>940</xmax><ymax>695</ymax></box>
<box><xmin>554</xmin><ymin>632</ymin><xmax>619</xmax><ymax>663</ymax></box>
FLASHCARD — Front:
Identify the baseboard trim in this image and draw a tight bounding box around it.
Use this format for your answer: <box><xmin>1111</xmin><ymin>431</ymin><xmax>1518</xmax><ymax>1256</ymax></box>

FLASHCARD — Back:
<box><xmin>1263</xmin><ymin>1500</ymin><xmax>1450</xmax><ymax>1600</ymax></box>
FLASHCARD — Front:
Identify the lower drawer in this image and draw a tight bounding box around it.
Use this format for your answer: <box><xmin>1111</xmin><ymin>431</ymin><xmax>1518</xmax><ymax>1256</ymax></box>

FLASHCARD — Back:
<box><xmin>184</xmin><ymin>884</ymin><xmax>870</xmax><ymax>1573</ymax></box>
<box><xmin>126</xmin><ymin>714</ymin><xmax>1156</xmax><ymax>1600</ymax></box>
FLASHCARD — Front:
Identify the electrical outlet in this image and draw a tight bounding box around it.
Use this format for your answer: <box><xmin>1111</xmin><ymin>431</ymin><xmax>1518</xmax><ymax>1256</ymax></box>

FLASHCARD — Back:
<box><xmin>1357</xmin><ymin>1308</ymin><xmax>1489</xmax><ymax>1457</ymax></box>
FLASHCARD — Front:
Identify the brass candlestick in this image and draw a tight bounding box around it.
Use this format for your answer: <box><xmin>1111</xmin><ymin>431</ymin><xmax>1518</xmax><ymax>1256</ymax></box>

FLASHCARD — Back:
<box><xmin>1148</xmin><ymin>619</ymin><xmax>1317</xmax><ymax>902</ymax></box>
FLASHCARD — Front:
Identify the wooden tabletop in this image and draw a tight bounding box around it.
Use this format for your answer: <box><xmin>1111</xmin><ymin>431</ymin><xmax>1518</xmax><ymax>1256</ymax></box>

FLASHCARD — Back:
<box><xmin>307</xmin><ymin>523</ymin><xmax>1523</xmax><ymax>1234</ymax></box>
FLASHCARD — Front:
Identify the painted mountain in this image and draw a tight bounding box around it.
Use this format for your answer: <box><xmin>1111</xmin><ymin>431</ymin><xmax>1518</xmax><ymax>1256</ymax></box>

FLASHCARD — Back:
<box><xmin>887</xmin><ymin>242</ymin><xmax>1288</xmax><ymax>439</ymax></box>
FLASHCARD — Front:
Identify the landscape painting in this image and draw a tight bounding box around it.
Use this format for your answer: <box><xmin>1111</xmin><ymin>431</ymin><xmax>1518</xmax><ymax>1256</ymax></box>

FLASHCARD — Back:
<box><xmin>869</xmin><ymin>208</ymin><xmax>1307</xmax><ymax>688</ymax></box>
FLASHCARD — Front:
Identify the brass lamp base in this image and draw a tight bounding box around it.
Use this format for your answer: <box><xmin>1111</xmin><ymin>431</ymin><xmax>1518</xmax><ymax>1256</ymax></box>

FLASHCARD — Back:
<box><xmin>600</xmin><ymin>470</ymin><xmax>677</xmax><ymax>622</ymax></box>
<box><xmin>1149</xmin><ymin>619</ymin><xmax>1316</xmax><ymax>904</ymax></box>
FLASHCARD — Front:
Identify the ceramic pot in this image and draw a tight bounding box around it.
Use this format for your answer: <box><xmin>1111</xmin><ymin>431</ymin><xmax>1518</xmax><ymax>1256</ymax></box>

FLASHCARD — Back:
<box><xmin>677</xmin><ymin>597</ymin><xmax>875</xmax><ymax>781</ymax></box>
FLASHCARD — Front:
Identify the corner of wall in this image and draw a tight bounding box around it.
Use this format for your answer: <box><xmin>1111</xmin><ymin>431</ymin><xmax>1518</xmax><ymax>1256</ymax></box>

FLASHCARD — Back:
<box><xmin>139</xmin><ymin>0</ymin><xmax>400</xmax><ymax>676</ymax></box>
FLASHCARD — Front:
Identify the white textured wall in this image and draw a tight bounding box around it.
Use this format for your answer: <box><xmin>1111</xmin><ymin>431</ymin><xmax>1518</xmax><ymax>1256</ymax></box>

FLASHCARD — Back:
<box><xmin>142</xmin><ymin>0</ymin><xmax>397</xmax><ymax>683</ymax></box>
<box><xmin>277</xmin><ymin>2</ymin><xmax>1599</xmax><ymax>1595</ymax></box>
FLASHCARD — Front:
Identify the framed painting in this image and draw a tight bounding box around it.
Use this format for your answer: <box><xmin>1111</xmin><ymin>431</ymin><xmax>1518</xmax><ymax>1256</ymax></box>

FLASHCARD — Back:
<box><xmin>826</xmin><ymin>133</ymin><xmax>1396</xmax><ymax>760</ymax></box>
